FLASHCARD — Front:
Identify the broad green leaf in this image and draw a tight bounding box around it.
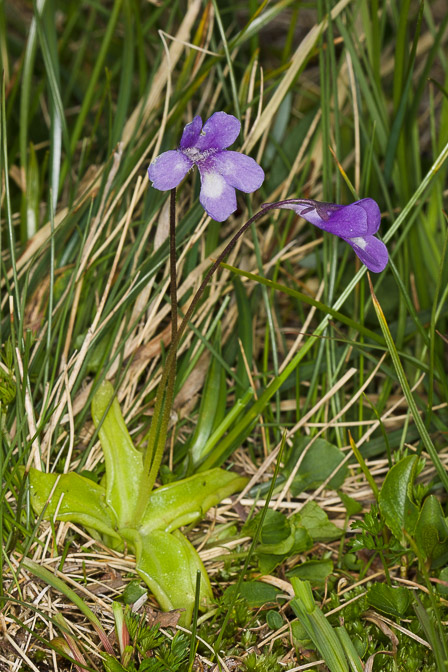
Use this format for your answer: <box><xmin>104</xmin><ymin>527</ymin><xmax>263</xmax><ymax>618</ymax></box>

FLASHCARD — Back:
<box><xmin>366</xmin><ymin>584</ymin><xmax>411</xmax><ymax>618</ymax></box>
<box><xmin>379</xmin><ymin>455</ymin><xmax>419</xmax><ymax>544</ymax></box>
<box><xmin>266</xmin><ymin>609</ymin><xmax>283</xmax><ymax>630</ymax></box>
<box><xmin>338</xmin><ymin>491</ymin><xmax>363</xmax><ymax>517</ymax></box>
<box><xmin>415</xmin><ymin>495</ymin><xmax>448</xmax><ymax>568</ymax></box>
<box><xmin>242</xmin><ymin>509</ymin><xmax>312</xmax><ymax>572</ymax></box>
<box><xmin>92</xmin><ymin>380</ymin><xmax>143</xmax><ymax>528</ymax></box>
<box><xmin>121</xmin><ymin>528</ymin><xmax>212</xmax><ymax>627</ymax></box>
<box><xmin>243</xmin><ymin>509</ymin><xmax>291</xmax><ymax>546</ymax></box>
<box><xmin>285</xmin><ymin>437</ymin><xmax>348</xmax><ymax>495</ymax></box>
<box><xmin>102</xmin><ymin>654</ymin><xmax>128</xmax><ymax>672</ymax></box>
<box><xmin>257</xmin><ymin>553</ymin><xmax>284</xmax><ymax>575</ymax></box>
<box><xmin>28</xmin><ymin>468</ymin><xmax>120</xmax><ymax>540</ymax></box>
<box><xmin>139</xmin><ymin>468</ymin><xmax>247</xmax><ymax>534</ymax></box>
<box><xmin>291</xmin><ymin>620</ymin><xmax>313</xmax><ymax>648</ymax></box>
<box><xmin>224</xmin><ymin>581</ymin><xmax>281</xmax><ymax>608</ymax></box>
<box><xmin>257</xmin><ymin>534</ymin><xmax>295</xmax><ymax>555</ymax></box>
<box><xmin>291</xmin><ymin>524</ymin><xmax>314</xmax><ymax>554</ymax></box>
<box><xmin>123</xmin><ymin>581</ymin><xmax>146</xmax><ymax>605</ymax></box>
<box><xmin>287</xmin><ymin>559</ymin><xmax>334</xmax><ymax>586</ymax></box>
<box><xmin>436</xmin><ymin>567</ymin><xmax>448</xmax><ymax>596</ymax></box>
<box><xmin>291</xmin><ymin>501</ymin><xmax>342</xmax><ymax>543</ymax></box>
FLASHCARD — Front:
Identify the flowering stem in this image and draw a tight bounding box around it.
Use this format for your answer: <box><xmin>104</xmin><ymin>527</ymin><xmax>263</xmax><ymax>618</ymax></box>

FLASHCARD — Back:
<box><xmin>134</xmin><ymin>203</ymin><xmax>279</xmax><ymax>525</ymax></box>
<box><xmin>169</xmin><ymin>188</ymin><xmax>178</xmax><ymax>342</ymax></box>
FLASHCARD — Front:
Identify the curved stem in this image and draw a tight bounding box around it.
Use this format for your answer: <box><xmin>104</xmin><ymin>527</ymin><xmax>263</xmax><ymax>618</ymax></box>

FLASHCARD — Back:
<box><xmin>169</xmin><ymin>188</ymin><xmax>178</xmax><ymax>343</ymax></box>
<box><xmin>133</xmin><ymin>203</ymin><xmax>279</xmax><ymax>524</ymax></box>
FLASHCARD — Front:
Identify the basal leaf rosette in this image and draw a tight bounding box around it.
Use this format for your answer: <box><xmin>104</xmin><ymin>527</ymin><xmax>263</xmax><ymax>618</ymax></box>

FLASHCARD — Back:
<box><xmin>27</xmin><ymin>381</ymin><xmax>247</xmax><ymax>625</ymax></box>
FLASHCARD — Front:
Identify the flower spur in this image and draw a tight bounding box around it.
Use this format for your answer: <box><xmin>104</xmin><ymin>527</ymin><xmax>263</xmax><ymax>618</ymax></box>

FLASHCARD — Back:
<box><xmin>264</xmin><ymin>197</ymin><xmax>388</xmax><ymax>273</ymax></box>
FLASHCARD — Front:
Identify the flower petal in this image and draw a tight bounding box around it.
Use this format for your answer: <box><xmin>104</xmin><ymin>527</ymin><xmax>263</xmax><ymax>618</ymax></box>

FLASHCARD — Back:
<box><xmin>179</xmin><ymin>116</ymin><xmax>202</xmax><ymax>149</ymax></box>
<box><xmin>148</xmin><ymin>150</ymin><xmax>193</xmax><ymax>191</ymax></box>
<box><xmin>267</xmin><ymin>198</ymin><xmax>382</xmax><ymax>237</ymax></box>
<box><xmin>322</xmin><ymin>202</ymin><xmax>374</xmax><ymax>237</ymax></box>
<box><xmin>213</xmin><ymin>151</ymin><xmax>265</xmax><ymax>193</ymax></box>
<box><xmin>346</xmin><ymin>235</ymin><xmax>389</xmax><ymax>273</ymax></box>
<box><xmin>355</xmin><ymin>198</ymin><xmax>381</xmax><ymax>234</ymax></box>
<box><xmin>195</xmin><ymin>112</ymin><xmax>241</xmax><ymax>151</ymax></box>
<box><xmin>198</xmin><ymin>167</ymin><xmax>237</xmax><ymax>221</ymax></box>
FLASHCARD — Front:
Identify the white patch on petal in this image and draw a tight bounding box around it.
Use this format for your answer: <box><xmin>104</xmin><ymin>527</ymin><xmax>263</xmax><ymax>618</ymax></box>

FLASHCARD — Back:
<box><xmin>202</xmin><ymin>172</ymin><xmax>225</xmax><ymax>200</ymax></box>
<box><xmin>350</xmin><ymin>236</ymin><xmax>367</xmax><ymax>250</ymax></box>
<box><xmin>176</xmin><ymin>159</ymin><xmax>188</xmax><ymax>172</ymax></box>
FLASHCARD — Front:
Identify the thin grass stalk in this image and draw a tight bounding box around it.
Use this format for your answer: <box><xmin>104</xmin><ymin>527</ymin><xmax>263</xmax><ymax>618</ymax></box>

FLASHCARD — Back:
<box><xmin>21</xmin><ymin>558</ymin><xmax>114</xmax><ymax>654</ymax></box>
<box><xmin>187</xmin><ymin>571</ymin><xmax>201</xmax><ymax>672</ymax></box>
<box><xmin>368</xmin><ymin>275</ymin><xmax>448</xmax><ymax>493</ymax></box>
<box><xmin>1</xmin><ymin>76</ymin><xmax>21</xmax><ymax>313</ymax></box>
<box><xmin>61</xmin><ymin>0</ymin><xmax>124</xmax><ymax>183</ymax></box>
<box><xmin>214</xmin><ymin>432</ymin><xmax>286</xmax><ymax>658</ymax></box>
<box><xmin>348</xmin><ymin>431</ymin><xmax>379</xmax><ymax>501</ymax></box>
<box><xmin>169</xmin><ymin>188</ymin><xmax>178</xmax><ymax>343</ymax></box>
<box><xmin>427</xmin><ymin>229</ymin><xmax>448</xmax><ymax>429</ymax></box>
<box><xmin>249</xmin><ymin>215</ymin><xmax>280</xmax><ymax>434</ymax></box>
<box><xmin>210</xmin><ymin>0</ymin><xmax>241</xmax><ymax>118</ymax></box>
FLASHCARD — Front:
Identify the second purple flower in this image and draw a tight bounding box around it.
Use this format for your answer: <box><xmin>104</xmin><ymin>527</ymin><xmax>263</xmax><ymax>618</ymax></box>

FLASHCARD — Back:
<box><xmin>148</xmin><ymin>112</ymin><xmax>265</xmax><ymax>222</ymax></box>
<box><xmin>264</xmin><ymin>198</ymin><xmax>388</xmax><ymax>273</ymax></box>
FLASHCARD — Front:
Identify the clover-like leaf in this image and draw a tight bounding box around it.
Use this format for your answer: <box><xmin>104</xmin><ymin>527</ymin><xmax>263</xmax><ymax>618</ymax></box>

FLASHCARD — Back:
<box><xmin>28</xmin><ymin>468</ymin><xmax>120</xmax><ymax>540</ymax></box>
<box><xmin>92</xmin><ymin>381</ymin><xmax>143</xmax><ymax>528</ymax></box>
<box><xmin>291</xmin><ymin>501</ymin><xmax>342</xmax><ymax>543</ymax></box>
<box><xmin>139</xmin><ymin>468</ymin><xmax>247</xmax><ymax>535</ymax></box>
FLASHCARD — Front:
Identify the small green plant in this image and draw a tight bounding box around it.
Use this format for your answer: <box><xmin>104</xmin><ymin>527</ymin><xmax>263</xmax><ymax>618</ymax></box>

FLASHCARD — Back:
<box><xmin>243</xmin><ymin>651</ymin><xmax>283</xmax><ymax>672</ymax></box>
<box><xmin>290</xmin><ymin>577</ymin><xmax>360</xmax><ymax>672</ymax></box>
<box><xmin>102</xmin><ymin>603</ymin><xmax>190</xmax><ymax>672</ymax></box>
<box><xmin>27</xmin><ymin>381</ymin><xmax>246</xmax><ymax>625</ymax></box>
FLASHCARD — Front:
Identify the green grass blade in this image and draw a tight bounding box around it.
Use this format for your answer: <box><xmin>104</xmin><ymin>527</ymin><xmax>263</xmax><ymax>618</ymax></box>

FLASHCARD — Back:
<box><xmin>368</xmin><ymin>275</ymin><xmax>448</xmax><ymax>493</ymax></box>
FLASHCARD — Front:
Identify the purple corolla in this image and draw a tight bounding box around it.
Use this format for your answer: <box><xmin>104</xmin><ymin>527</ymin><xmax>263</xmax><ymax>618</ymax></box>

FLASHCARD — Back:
<box><xmin>264</xmin><ymin>198</ymin><xmax>388</xmax><ymax>273</ymax></box>
<box><xmin>148</xmin><ymin>112</ymin><xmax>265</xmax><ymax>222</ymax></box>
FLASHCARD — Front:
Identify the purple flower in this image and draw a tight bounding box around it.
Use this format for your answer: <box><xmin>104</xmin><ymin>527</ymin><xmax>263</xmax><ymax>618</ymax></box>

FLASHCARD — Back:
<box><xmin>148</xmin><ymin>112</ymin><xmax>265</xmax><ymax>222</ymax></box>
<box><xmin>265</xmin><ymin>198</ymin><xmax>388</xmax><ymax>273</ymax></box>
